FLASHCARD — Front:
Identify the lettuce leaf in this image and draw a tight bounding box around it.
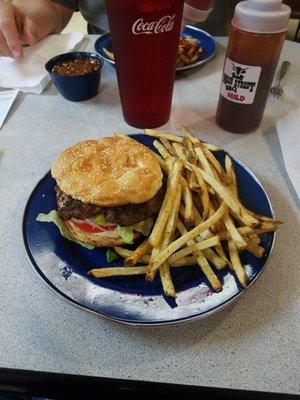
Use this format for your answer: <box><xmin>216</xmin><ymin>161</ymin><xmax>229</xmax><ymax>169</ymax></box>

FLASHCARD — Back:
<box><xmin>36</xmin><ymin>210</ymin><xmax>95</xmax><ymax>250</ymax></box>
<box><xmin>91</xmin><ymin>214</ymin><xmax>107</xmax><ymax>225</ymax></box>
<box><xmin>117</xmin><ymin>226</ymin><xmax>134</xmax><ymax>244</ymax></box>
<box><xmin>106</xmin><ymin>249</ymin><xmax>119</xmax><ymax>263</ymax></box>
<box><xmin>117</xmin><ymin>218</ymin><xmax>153</xmax><ymax>244</ymax></box>
<box><xmin>132</xmin><ymin>218</ymin><xmax>153</xmax><ymax>237</ymax></box>
<box><xmin>91</xmin><ymin>213</ymin><xmax>118</xmax><ymax>228</ymax></box>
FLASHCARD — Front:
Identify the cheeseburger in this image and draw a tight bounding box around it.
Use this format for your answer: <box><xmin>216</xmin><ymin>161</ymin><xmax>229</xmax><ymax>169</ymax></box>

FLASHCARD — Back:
<box><xmin>50</xmin><ymin>136</ymin><xmax>165</xmax><ymax>247</ymax></box>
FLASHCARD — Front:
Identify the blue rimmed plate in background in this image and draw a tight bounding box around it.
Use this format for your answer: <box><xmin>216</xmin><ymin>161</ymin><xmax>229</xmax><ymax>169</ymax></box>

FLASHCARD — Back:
<box><xmin>23</xmin><ymin>134</ymin><xmax>275</xmax><ymax>326</ymax></box>
<box><xmin>94</xmin><ymin>26</ymin><xmax>216</xmax><ymax>72</ymax></box>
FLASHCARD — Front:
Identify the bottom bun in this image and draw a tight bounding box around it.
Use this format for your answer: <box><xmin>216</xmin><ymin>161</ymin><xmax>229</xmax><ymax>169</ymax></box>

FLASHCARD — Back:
<box><xmin>65</xmin><ymin>220</ymin><xmax>140</xmax><ymax>247</ymax></box>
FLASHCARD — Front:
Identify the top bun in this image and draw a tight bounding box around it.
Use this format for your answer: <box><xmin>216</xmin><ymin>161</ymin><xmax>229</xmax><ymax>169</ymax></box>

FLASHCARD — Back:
<box><xmin>51</xmin><ymin>136</ymin><xmax>163</xmax><ymax>206</ymax></box>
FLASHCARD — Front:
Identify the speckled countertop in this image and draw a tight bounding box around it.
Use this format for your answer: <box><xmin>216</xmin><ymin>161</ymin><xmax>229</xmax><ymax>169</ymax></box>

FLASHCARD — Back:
<box><xmin>0</xmin><ymin>36</ymin><xmax>299</xmax><ymax>395</ymax></box>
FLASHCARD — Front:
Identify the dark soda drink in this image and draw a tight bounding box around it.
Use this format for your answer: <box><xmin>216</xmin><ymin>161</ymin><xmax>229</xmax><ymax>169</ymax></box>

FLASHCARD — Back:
<box><xmin>105</xmin><ymin>0</ymin><xmax>184</xmax><ymax>128</ymax></box>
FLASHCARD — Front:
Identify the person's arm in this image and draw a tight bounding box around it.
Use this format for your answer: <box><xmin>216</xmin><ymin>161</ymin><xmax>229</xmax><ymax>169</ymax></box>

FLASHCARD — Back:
<box><xmin>0</xmin><ymin>0</ymin><xmax>73</xmax><ymax>59</ymax></box>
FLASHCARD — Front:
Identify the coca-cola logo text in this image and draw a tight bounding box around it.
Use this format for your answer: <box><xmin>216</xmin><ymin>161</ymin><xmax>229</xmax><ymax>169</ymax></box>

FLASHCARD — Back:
<box><xmin>132</xmin><ymin>15</ymin><xmax>176</xmax><ymax>35</ymax></box>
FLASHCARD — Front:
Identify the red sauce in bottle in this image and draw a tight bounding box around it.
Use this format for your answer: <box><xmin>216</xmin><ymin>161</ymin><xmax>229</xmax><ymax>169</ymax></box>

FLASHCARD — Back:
<box><xmin>215</xmin><ymin>0</ymin><xmax>290</xmax><ymax>133</ymax></box>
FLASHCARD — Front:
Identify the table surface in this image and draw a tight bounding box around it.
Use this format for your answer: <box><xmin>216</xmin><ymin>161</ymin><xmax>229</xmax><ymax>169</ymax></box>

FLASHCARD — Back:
<box><xmin>0</xmin><ymin>35</ymin><xmax>299</xmax><ymax>395</ymax></box>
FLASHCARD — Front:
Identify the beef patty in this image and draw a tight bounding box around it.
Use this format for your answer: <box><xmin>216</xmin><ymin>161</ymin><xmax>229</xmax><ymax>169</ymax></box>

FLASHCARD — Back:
<box><xmin>55</xmin><ymin>178</ymin><xmax>166</xmax><ymax>226</ymax></box>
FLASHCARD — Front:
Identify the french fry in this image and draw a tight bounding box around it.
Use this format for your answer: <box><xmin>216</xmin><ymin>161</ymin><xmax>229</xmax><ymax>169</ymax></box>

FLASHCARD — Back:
<box><xmin>181</xmin><ymin>177</ymin><xmax>194</xmax><ymax>227</ymax></box>
<box><xmin>253</xmin><ymin>220</ymin><xmax>282</xmax><ymax>232</ymax></box>
<box><xmin>115</xmin><ymin>247</ymin><xmax>200</xmax><ymax>268</ymax></box>
<box><xmin>188</xmin><ymin>163</ymin><xmax>210</xmax><ymax>219</ymax></box>
<box><xmin>147</xmin><ymin>202</ymin><xmax>227</xmax><ymax>279</ymax></box>
<box><xmin>225</xmin><ymin>155</ymin><xmax>238</xmax><ymax>196</ymax></box>
<box><xmin>202</xmin><ymin>145</ymin><xmax>230</xmax><ymax>184</ymax></box>
<box><xmin>177</xmin><ymin>53</ymin><xmax>190</xmax><ymax>64</ymax></box>
<box><xmin>145</xmin><ymin>129</ymin><xmax>184</xmax><ymax>143</ymax></box>
<box><xmin>192</xmin><ymin>205</ymin><xmax>230</xmax><ymax>266</ymax></box>
<box><xmin>249</xmin><ymin>234</ymin><xmax>261</xmax><ymax>245</ymax></box>
<box><xmin>218</xmin><ymin>226</ymin><xmax>267</xmax><ymax>239</ymax></box>
<box><xmin>168</xmin><ymin>235</ymin><xmax>220</xmax><ymax>264</ymax></box>
<box><xmin>160</xmin><ymin>138</ymin><xmax>177</xmax><ymax>156</ymax></box>
<box><xmin>194</xmin><ymin>250</ymin><xmax>222</xmax><ymax>291</ymax></box>
<box><xmin>197</xmin><ymin>166</ymin><xmax>259</xmax><ymax>227</ymax></box>
<box><xmin>148</xmin><ymin>246</ymin><xmax>175</xmax><ymax>297</ymax></box>
<box><xmin>190</xmin><ymin>194</ymin><xmax>203</xmax><ymax>216</ymax></box>
<box><xmin>89</xmin><ymin>256</ymin><xmax>208</xmax><ymax>279</ymax></box>
<box><xmin>156</xmin><ymin>182</ymin><xmax>182</xmax><ymax>296</ymax></box>
<box><xmin>124</xmin><ymin>239</ymin><xmax>152</xmax><ymax>267</ymax></box>
<box><xmin>172</xmin><ymin>142</ymin><xmax>187</xmax><ymax>162</ymax></box>
<box><xmin>251</xmin><ymin>213</ymin><xmax>283</xmax><ymax>225</ymax></box>
<box><xmin>194</xmin><ymin>143</ymin><xmax>216</xmax><ymax>177</ymax></box>
<box><xmin>103</xmin><ymin>47</ymin><xmax>114</xmax><ymax>60</ymax></box>
<box><xmin>183</xmin><ymin>135</ymin><xmax>197</xmax><ymax>159</ymax></box>
<box><xmin>162</xmin><ymin>182</ymin><xmax>182</xmax><ymax>248</ymax></box>
<box><xmin>114</xmin><ymin>247</ymin><xmax>135</xmax><ymax>258</ymax></box>
<box><xmin>243</xmin><ymin>236</ymin><xmax>265</xmax><ymax>258</ymax></box>
<box><xmin>185</xmin><ymin>169</ymin><xmax>199</xmax><ymax>192</ymax></box>
<box><xmin>186</xmin><ymin>166</ymin><xmax>200</xmax><ymax>193</ymax></box>
<box><xmin>183</xmin><ymin>127</ymin><xmax>217</xmax><ymax>179</ymax></box>
<box><xmin>204</xmin><ymin>143</ymin><xmax>221</xmax><ymax>152</ymax></box>
<box><xmin>172</xmin><ymin>256</ymin><xmax>197</xmax><ymax>266</ymax></box>
<box><xmin>182</xmin><ymin>127</ymin><xmax>221</xmax><ymax>154</ymax></box>
<box><xmin>159</xmin><ymin>263</ymin><xmax>176</xmax><ymax>297</ymax></box>
<box><xmin>153</xmin><ymin>140</ymin><xmax>172</xmax><ymax>159</ymax></box>
<box><xmin>223</xmin><ymin>211</ymin><xmax>247</xmax><ymax>249</ymax></box>
<box><xmin>176</xmin><ymin>218</ymin><xmax>222</xmax><ymax>292</ymax></box>
<box><xmin>202</xmin><ymin>248</ymin><xmax>227</xmax><ymax>270</ymax></box>
<box><xmin>182</xmin><ymin>136</ymin><xmax>201</xmax><ymax>192</ymax></box>
<box><xmin>219</xmin><ymin>226</ymin><xmax>264</xmax><ymax>244</ymax></box>
<box><xmin>215</xmin><ymin>244</ymin><xmax>231</xmax><ymax>266</ymax></box>
<box><xmin>208</xmin><ymin>200</ymin><xmax>222</xmax><ymax>233</ymax></box>
<box><xmin>114</xmin><ymin>247</ymin><xmax>151</xmax><ymax>264</ymax></box>
<box><xmin>160</xmin><ymin>183</ymin><xmax>182</xmax><ymax>296</ymax></box>
<box><xmin>88</xmin><ymin>266</ymin><xmax>147</xmax><ymax>278</ymax></box>
<box><xmin>228</xmin><ymin>240</ymin><xmax>248</xmax><ymax>287</ymax></box>
<box><xmin>181</xmin><ymin>126</ymin><xmax>198</xmax><ymax>144</ymax></box>
<box><xmin>149</xmin><ymin>159</ymin><xmax>182</xmax><ymax>247</ymax></box>
<box><xmin>236</xmin><ymin>226</ymin><xmax>254</xmax><ymax>235</ymax></box>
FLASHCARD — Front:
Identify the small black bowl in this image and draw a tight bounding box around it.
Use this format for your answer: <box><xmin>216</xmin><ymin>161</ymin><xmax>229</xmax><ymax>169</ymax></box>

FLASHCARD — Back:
<box><xmin>45</xmin><ymin>52</ymin><xmax>104</xmax><ymax>102</ymax></box>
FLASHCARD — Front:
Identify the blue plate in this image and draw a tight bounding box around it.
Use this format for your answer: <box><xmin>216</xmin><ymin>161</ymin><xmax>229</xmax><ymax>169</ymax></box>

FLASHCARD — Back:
<box><xmin>23</xmin><ymin>134</ymin><xmax>275</xmax><ymax>326</ymax></box>
<box><xmin>94</xmin><ymin>25</ymin><xmax>216</xmax><ymax>72</ymax></box>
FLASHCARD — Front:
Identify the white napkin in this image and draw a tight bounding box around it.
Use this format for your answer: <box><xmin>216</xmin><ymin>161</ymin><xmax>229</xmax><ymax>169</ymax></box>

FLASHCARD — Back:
<box><xmin>276</xmin><ymin>106</ymin><xmax>300</xmax><ymax>199</ymax></box>
<box><xmin>0</xmin><ymin>32</ymin><xmax>85</xmax><ymax>94</ymax></box>
<box><xmin>0</xmin><ymin>89</ymin><xmax>19</xmax><ymax>129</ymax></box>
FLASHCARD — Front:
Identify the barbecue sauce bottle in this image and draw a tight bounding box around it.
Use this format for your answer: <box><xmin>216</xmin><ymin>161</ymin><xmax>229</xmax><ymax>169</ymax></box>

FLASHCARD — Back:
<box><xmin>216</xmin><ymin>0</ymin><xmax>291</xmax><ymax>133</ymax></box>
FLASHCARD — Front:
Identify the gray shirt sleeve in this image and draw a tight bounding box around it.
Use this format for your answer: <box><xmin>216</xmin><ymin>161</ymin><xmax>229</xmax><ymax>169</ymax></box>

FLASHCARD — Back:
<box><xmin>50</xmin><ymin>0</ymin><xmax>79</xmax><ymax>11</ymax></box>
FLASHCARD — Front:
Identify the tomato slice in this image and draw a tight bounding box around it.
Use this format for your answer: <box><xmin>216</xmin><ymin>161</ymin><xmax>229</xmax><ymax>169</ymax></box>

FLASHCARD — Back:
<box><xmin>70</xmin><ymin>219</ymin><xmax>117</xmax><ymax>234</ymax></box>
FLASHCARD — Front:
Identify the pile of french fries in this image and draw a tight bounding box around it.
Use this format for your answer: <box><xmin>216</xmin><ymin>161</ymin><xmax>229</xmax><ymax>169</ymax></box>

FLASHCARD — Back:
<box><xmin>176</xmin><ymin>37</ymin><xmax>204</xmax><ymax>68</ymax></box>
<box><xmin>88</xmin><ymin>129</ymin><xmax>282</xmax><ymax>298</ymax></box>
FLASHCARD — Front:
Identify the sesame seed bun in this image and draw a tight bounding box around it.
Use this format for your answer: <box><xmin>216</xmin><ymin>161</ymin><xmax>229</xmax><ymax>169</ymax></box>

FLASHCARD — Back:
<box><xmin>51</xmin><ymin>136</ymin><xmax>163</xmax><ymax>207</ymax></box>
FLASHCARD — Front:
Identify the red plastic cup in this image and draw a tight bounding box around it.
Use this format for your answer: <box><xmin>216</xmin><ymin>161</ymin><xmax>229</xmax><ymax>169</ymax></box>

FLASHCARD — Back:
<box><xmin>105</xmin><ymin>0</ymin><xmax>184</xmax><ymax>128</ymax></box>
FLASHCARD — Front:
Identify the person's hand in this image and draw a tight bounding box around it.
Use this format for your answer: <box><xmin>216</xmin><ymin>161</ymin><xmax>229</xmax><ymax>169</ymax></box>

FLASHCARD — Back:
<box><xmin>0</xmin><ymin>0</ymin><xmax>39</xmax><ymax>59</ymax></box>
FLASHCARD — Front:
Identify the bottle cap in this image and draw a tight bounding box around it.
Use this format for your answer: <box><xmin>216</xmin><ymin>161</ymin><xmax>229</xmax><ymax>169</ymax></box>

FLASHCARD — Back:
<box><xmin>232</xmin><ymin>0</ymin><xmax>291</xmax><ymax>34</ymax></box>
<box><xmin>183</xmin><ymin>3</ymin><xmax>213</xmax><ymax>22</ymax></box>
